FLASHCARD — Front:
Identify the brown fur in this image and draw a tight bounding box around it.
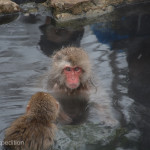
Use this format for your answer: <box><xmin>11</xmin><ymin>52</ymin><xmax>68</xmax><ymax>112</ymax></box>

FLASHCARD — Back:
<box><xmin>46</xmin><ymin>47</ymin><xmax>118</xmax><ymax>126</ymax></box>
<box><xmin>46</xmin><ymin>47</ymin><xmax>94</xmax><ymax>124</ymax></box>
<box><xmin>4</xmin><ymin>92</ymin><xmax>59</xmax><ymax>150</ymax></box>
<box><xmin>47</xmin><ymin>47</ymin><xmax>93</xmax><ymax>94</ymax></box>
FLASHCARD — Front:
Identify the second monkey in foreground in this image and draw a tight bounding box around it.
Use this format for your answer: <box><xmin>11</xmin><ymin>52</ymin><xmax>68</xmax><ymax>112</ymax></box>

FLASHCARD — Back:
<box><xmin>4</xmin><ymin>92</ymin><xmax>59</xmax><ymax>150</ymax></box>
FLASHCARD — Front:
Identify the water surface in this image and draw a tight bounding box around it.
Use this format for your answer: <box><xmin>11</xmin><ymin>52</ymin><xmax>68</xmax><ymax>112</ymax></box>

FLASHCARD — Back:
<box><xmin>1</xmin><ymin>2</ymin><xmax>150</xmax><ymax>150</ymax></box>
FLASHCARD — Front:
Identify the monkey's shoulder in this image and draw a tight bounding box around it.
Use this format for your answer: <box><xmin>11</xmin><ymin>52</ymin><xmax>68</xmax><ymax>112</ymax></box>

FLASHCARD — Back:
<box><xmin>5</xmin><ymin>115</ymin><xmax>56</xmax><ymax>137</ymax></box>
<box><xmin>4</xmin><ymin>116</ymin><xmax>57</xmax><ymax>150</ymax></box>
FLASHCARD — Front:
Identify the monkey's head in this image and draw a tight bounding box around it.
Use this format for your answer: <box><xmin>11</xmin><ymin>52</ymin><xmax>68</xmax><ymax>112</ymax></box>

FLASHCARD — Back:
<box><xmin>48</xmin><ymin>47</ymin><xmax>92</xmax><ymax>92</ymax></box>
<box><xmin>26</xmin><ymin>92</ymin><xmax>59</xmax><ymax>121</ymax></box>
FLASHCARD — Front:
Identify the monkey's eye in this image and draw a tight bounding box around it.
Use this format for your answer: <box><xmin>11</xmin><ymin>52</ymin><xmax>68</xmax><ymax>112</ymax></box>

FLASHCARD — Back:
<box><xmin>65</xmin><ymin>67</ymin><xmax>71</xmax><ymax>71</ymax></box>
<box><xmin>74</xmin><ymin>67</ymin><xmax>80</xmax><ymax>71</ymax></box>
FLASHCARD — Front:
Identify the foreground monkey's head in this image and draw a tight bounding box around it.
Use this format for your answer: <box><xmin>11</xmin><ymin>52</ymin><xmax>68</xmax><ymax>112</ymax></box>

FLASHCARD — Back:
<box><xmin>4</xmin><ymin>92</ymin><xmax>59</xmax><ymax>150</ymax></box>
<box><xmin>48</xmin><ymin>47</ymin><xmax>92</xmax><ymax>92</ymax></box>
<box><xmin>27</xmin><ymin>92</ymin><xmax>59</xmax><ymax>121</ymax></box>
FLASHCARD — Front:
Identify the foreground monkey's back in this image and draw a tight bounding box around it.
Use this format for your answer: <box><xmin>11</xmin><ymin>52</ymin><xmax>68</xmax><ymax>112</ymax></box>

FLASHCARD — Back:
<box><xmin>4</xmin><ymin>116</ymin><xmax>56</xmax><ymax>150</ymax></box>
<box><xmin>4</xmin><ymin>92</ymin><xmax>58</xmax><ymax>150</ymax></box>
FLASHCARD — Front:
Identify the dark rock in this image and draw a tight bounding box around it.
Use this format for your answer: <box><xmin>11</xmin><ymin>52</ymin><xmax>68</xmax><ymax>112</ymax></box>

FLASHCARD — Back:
<box><xmin>12</xmin><ymin>0</ymin><xmax>46</xmax><ymax>4</ymax></box>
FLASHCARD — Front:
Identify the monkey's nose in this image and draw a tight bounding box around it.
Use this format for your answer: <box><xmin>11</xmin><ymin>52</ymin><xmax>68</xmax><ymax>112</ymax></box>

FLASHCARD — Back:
<box><xmin>71</xmin><ymin>77</ymin><xmax>75</xmax><ymax>80</ymax></box>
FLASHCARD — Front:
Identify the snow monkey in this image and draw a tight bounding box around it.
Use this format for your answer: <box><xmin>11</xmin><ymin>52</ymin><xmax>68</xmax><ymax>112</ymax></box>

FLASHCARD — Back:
<box><xmin>47</xmin><ymin>47</ymin><xmax>118</xmax><ymax>126</ymax></box>
<box><xmin>4</xmin><ymin>92</ymin><xmax>59</xmax><ymax>150</ymax></box>
<box><xmin>47</xmin><ymin>47</ymin><xmax>94</xmax><ymax>124</ymax></box>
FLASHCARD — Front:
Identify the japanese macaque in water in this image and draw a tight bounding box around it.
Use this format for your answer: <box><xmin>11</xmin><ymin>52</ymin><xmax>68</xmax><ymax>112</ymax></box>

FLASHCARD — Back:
<box><xmin>47</xmin><ymin>47</ymin><xmax>118</xmax><ymax>125</ymax></box>
<box><xmin>47</xmin><ymin>47</ymin><xmax>93</xmax><ymax>124</ymax></box>
<box><xmin>47</xmin><ymin>47</ymin><xmax>92</xmax><ymax>93</ymax></box>
<box><xmin>3</xmin><ymin>92</ymin><xmax>59</xmax><ymax>150</ymax></box>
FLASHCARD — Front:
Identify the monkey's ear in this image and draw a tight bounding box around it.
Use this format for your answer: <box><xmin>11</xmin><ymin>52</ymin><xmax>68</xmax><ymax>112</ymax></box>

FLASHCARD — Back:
<box><xmin>26</xmin><ymin>104</ymin><xmax>30</xmax><ymax>113</ymax></box>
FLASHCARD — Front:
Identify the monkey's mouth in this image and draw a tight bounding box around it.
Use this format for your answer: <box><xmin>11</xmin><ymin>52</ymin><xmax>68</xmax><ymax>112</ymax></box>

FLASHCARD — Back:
<box><xmin>66</xmin><ymin>83</ymin><xmax>79</xmax><ymax>89</ymax></box>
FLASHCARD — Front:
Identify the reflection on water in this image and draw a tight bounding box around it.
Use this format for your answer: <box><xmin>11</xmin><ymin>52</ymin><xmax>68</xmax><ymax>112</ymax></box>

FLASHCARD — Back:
<box><xmin>1</xmin><ymin>2</ymin><xmax>150</xmax><ymax>150</ymax></box>
<box><xmin>39</xmin><ymin>17</ymin><xmax>84</xmax><ymax>56</ymax></box>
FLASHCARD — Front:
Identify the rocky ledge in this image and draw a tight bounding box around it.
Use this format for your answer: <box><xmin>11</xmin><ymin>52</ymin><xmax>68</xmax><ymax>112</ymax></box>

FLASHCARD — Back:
<box><xmin>0</xmin><ymin>0</ymin><xmax>20</xmax><ymax>14</ymax></box>
<box><xmin>49</xmin><ymin>0</ymin><xmax>150</xmax><ymax>22</ymax></box>
<box><xmin>1</xmin><ymin>0</ymin><xmax>150</xmax><ymax>23</ymax></box>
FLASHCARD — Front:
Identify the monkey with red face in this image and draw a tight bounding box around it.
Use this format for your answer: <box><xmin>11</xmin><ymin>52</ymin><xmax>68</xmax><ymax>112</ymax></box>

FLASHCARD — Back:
<box><xmin>47</xmin><ymin>47</ymin><xmax>92</xmax><ymax>124</ymax></box>
<box><xmin>48</xmin><ymin>47</ymin><xmax>92</xmax><ymax>93</ymax></box>
<box><xmin>47</xmin><ymin>47</ymin><xmax>118</xmax><ymax>126</ymax></box>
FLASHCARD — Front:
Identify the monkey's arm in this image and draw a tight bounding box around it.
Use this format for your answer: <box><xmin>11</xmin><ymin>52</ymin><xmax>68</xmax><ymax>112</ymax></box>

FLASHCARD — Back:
<box><xmin>57</xmin><ymin>107</ymin><xmax>72</xmax><ymax>124</ymax></box>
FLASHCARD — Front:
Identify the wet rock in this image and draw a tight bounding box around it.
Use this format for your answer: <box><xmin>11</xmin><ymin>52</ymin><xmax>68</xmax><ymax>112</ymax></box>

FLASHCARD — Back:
<box><xmin>0</xmin><ymin>13</ymin><xmax>19</xmax><ymax>25</ymax></box>
<box><xmin>50</xmin><ymin>0</ymin><xmax>111</xmax><ymax>22</ymax></box>
<box><xmin>51</xmin><ymin>0</ymin><xmax>90</xmax><ymax>10</ymax></box>
<box><xmin>51</xmin><ymin>0</ymin><xmax>117</xmax><ymax>22</ymax></box>
<box><xmin>0</xmin><ymin>0</ymin><xmax>20</xmax><ymax>14</ymax></box>
<box><xmin>49</xmin><ymin>0</ymin><xmax>150</xmax><ymax>22</ymax></box>
<box><xmin>20</xmin><ymin>2</ymin><xmax>52</xmax><ymax>17</ymax></box>
<box><xmin>12</xmin><ymin>0</ymin><xmax>47</xmax><ymax>4</ymax></box>
<box><xmin>51</xmin><ymin>0</ymin><xmax>95</xmax><ymax>15</ymax></box>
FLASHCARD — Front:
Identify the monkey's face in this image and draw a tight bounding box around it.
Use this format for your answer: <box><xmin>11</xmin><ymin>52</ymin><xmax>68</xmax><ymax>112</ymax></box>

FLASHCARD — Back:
<box><xmin>63</xmin><ymin>66</ymin><xmax>82</xmax><ymax>89</ymax></box>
